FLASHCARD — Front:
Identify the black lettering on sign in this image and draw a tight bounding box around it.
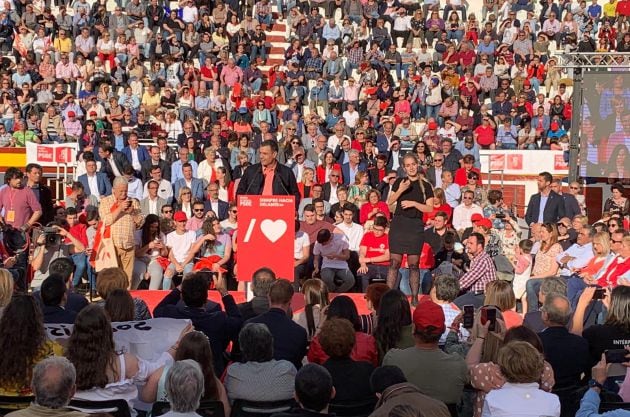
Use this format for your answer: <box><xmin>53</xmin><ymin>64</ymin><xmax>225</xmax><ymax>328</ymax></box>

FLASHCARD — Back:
<box><xmin>134</xmin><ymin>321</ymin><xmax>152</xmax><ymax>331</ymax></box>
<box><xmin>48</xmin><ymin>324</ymin><xmax>72</xmax><ymax>337</ymax></box>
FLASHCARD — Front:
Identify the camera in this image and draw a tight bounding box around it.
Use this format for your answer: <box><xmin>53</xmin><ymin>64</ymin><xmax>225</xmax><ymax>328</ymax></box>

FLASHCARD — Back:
<box><xmin>42</xmin><ymin>227</ymin><xmax>62</xmax><ymax>246</ymax></box>
<box><xmin>495</xmin><ymin>212</ymin><xmax>506</xmax><ymax>219</ymax></box>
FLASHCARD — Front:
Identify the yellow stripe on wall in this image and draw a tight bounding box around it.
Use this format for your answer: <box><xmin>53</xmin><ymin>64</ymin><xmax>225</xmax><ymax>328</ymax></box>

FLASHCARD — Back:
<box><xmin>0</xmin><ymin>152</ymin><xmax>27</xmax><ymax>167</ymax></box>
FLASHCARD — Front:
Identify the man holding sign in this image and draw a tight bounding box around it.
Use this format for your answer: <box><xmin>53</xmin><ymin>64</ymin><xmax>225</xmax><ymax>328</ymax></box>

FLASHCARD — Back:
<box><xmin>236</xmin><ymin>140</ymin><xmax>301</xmax><ymax>205</ymax></box>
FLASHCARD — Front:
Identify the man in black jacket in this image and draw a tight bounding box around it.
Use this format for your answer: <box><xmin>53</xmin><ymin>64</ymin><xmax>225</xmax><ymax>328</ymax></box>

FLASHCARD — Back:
<box><xmin>40</xmin><ymin>275</ymin><xmax>77</xmax><ymax>324</ymax></box>
<box><xmin>538</xmin><ymin>294</ymin><xmax>590</xmax><ymax>390</ymax></box>
<box><xmin>271</xmin><ymin>364</ymin><xmax>336</xmax><ymax>417</ymax></box>
<box><xmin>154</xmin><ymin>270</ymin><xmax>242</xmax><ymax>374</ymax></box>
<box><xmin>141</xmin><ymin>145</ymin><xmax>172</xmax><ymax>182</ymax></box>
<box><xmin>98</xmin><ymin>143</ymin><xmax>132</xmax><ymax>184</ymax></box>
<box><xmin>246</xmin><ymin>279</ymin><xmax>308</xmax><ymax>369</ymax></box>
<box><xmin>237</xmin><ymin>267</ymin><xmax>276</xmax><ymax>321</ymax></box>
<box><xmin>236</xmin><ymin>140</ymin><xmax>301</xmax><ymax>206</ymax></box>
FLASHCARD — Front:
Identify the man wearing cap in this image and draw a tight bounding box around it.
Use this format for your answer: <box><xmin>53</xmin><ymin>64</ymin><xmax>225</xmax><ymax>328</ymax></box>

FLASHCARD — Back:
<box><xmin>162</xmin><ymin>210</ymin><xmax>197</xmax><ymax>289</ymax></box>
<box><xmin>455</xmin><ymin>231</ymin><xmax>497</xmax><ymax>308</ymax></box>
<box><xmin>383</xmin><ymin>298</ymin><xmax>468</xmax><ymax>407</ymax></box>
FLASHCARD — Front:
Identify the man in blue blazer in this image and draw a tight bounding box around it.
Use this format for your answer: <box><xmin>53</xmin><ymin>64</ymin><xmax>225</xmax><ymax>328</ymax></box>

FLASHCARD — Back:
<box><xmin>525</xmin><ymin>171</ymin><xmax>566</xmax><ymax>227</ymax></box>
<box><xmin>203</xmin><ymin>183</ymin><xmax>229</xmax><ymax>220</ymax></box>
<box><xmin>122</xmin><ymin>132</ymin><xmax>151</xmax><ymax>175</ymax></box>
<box><xmin>172</xmin><ymin>162</ymin><xmax>207</xmax><ymax>201</ymax></box>
<box><xmin>78</xmin><ymin>159</ymin><xmax>112</xmax><ymax>197</ymax></box>
<box><xmin>341</xmin><ymin>149</ymin><xmax>367</xmax><ymax>185</ymax></box>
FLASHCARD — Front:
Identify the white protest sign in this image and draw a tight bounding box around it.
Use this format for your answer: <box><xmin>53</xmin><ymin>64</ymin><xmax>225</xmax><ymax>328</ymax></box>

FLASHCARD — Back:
<box><xmin>45</xmin><ymin>318</ymin><xmax>191</xmax><ymax>361</ymax></box>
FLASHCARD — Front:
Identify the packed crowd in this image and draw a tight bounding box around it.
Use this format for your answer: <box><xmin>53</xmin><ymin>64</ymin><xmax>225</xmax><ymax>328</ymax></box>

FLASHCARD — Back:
<box><xmin>0</xmin><ymin>0</ymin><xmax>629</xmax><ymax>415</ymax></box>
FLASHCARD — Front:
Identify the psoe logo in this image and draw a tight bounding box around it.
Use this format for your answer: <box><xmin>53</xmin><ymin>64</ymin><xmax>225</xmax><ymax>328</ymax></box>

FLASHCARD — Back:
<box><xmin>240</xmin><ymin>197</ymin><xmax>252</xmax><ymax>207</ymax></box>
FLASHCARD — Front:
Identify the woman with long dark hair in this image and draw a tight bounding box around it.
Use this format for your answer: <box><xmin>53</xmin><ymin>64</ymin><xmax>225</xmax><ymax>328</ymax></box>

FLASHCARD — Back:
<box><xmin>386</xmin><ymin>154</ymin><xmax>434</xmax><ymax>305</ymax></box>
<box><xmin>293</xmin><ymin>278</ymin><xmax>330</xmax><ymax>340</ymax></box>
<box><xmin>134</xmin><ymin>214</ymin><xmax>168</xmax><ymax>290</ymax></box>
<box><xmin>373</xmin><ymin>289</ymin><xmax>413</xmax><ymax>361</ymax></box>
<box><xmin>66</xmin><ymin>304</ymin><xmax>188</xmax><ymax>408</ymax></box>
<box><xmin>0</xmin><ymin>295</ymin><xmax>63</xmax><ymax>396</ymax></box>
<box><xmin>307</xmin><ymin>295</ymin><xmax>378</xmax><ymax>366</ymax></box>
<box><xmin>141</xmin><ymin>331</ymin><xmax>230</xmax><ymax>415</ymax></box>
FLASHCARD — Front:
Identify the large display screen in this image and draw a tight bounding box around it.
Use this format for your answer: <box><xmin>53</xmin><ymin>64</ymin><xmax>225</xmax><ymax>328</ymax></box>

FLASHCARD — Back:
<box><xmin>580</xmin><ymin>72</ymin><xmax>630</xmax><ymax>181</ymax></box>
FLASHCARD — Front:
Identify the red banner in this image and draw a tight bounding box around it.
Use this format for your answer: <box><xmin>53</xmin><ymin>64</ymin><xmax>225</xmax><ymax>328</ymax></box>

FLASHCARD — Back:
<box><xmin>237</xmin><ymin>195</ymin><xmax>295</xmax><ymax>282</ymax></box>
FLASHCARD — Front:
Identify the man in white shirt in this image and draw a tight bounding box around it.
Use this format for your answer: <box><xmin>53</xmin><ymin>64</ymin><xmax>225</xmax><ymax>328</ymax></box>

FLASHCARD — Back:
<box><xmin>313</xmin><ymin>229</ymin><xmax>355</xmax><ymax>292</ymax></box>
<box><xmin>163</xmin><ymin>211</ymin><xmax>197</xmax><ymax>289</ymax></box>
<box><xmin>327</xmin><ymin>123</ymin><xmax>350</xmax><ymax>151</ymax></box>
<box><xmin>123</xmin><ymin>166</ymin><xmax>144</xmax><ymax>201</ymax></box>
<box><xmin>556</xmin><ymin>224</ymin><xmax>595</xmax><ymax>277</ymax></box>
<box><xmin>336</xmin><ymin>203</ymin><xmax>364</xmax><ymax>255</ymax></box>
<box><xmin>452</xmin><ymin>190</ymin><xmax>483</xmax><ymax>232</ymax></box>
<box><xmin>342</xmin><ymin>103</ymin><xmax>360</xmax><ymax>129</ymax></box>
<box><xmin>143</xmin><ymin>166</ymin><xmax>174</xmax><ymax>203</ymax></box>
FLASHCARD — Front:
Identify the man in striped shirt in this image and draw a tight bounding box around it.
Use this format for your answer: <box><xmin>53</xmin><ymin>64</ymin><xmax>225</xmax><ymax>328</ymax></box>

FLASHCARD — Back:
<box><xmin>454</xmin><ymin>232</ymin><xmax>497</xmax><ymax>309</ymax></box>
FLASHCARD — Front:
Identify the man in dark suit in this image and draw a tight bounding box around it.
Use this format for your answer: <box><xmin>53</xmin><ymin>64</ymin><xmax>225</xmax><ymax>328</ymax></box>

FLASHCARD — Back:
<box><xmin>525</xmin><ymin>171</ymin><xmax>566</xmax><ymax>226</ymax></box>
<box><xmin>524</xmin><ymin>277</ymin><xmax>567</xmax><ymax>333</ymax></box>
<box><xmin>246</xmin><ymin>279</ymin><xmax>308</xmax><ymax>369</ymax></box>
<box><xmin>376</xmin><ymin>171</ymin><xmax>397</xmax><ymax>203</ymax></box>
<box><xmin>425</xmin><ymin>153</ymin><xmax>445</xmax><ymax>188</ymax></box>
<box><xmin>173</xmin><ymin>163</ymin><xmax>207</xmax><ymax>201</ymax></box>
<box><xmin>538</xmin><ymin>294</ymin><xmax>590</xmax><ymax>391</ymax></box>
<box><xmin>341</xmin><ymin>149</ymin><xmax>367</xmax><ymax>186</ymax></box>
<box><xmin>385</xmin><ymin>138</ymin><xmax>405</xmax><ymax>176</ymax></box>
<box><xmin>237</xmin><ymin>267</ymin><xmax>276</xmax><ymax>321</ymax></box>
<box><xmin>154</xmin><ymin>271</ymin><xmax>242</xmax><ymax>374</ymax></box>
<box><xmin>236</xmin><ymin>140</ymin><xmax>301</xmax><ymax>206</ymax></box>
<box><xmin>551</xmin><ymin>179</ymin><xmax>582</xmax><ymax>220</ymax></box>
<box><xmin>98</xmin><ymin>143</ymin><xmax>132</xmax><ymax>184</ymax></box>
<box><xmin>203</xmin><ymin>183</ymin><xmax>229</xmax><ymax>220</ymax></box>
<box><xmin>158</xmin><ymin>136</ymin><xmax>178</xmax><ymax>165</ymax></box>
<box><xmin>40</xmin><ymin>275</ymin><xmax>77</xmax><ymax>324</ymax></box>
<box><xmin>78</xmin><ymin>159</ymin><xmax>112</xmax><ymax>198</ymax></box>
<box><xmin>25</xmin><ymin>163</ymin><xmax>55</xmax><ymax>226</ymax></box>
<box><xmin>121</xmin><ymin>131</ymin><xmax>150</xmax><ymax>176</ymax></box>
<box><xmin>176</xmin><ymin>121</ymin><xmax>202</xmax><ymax>148</ymax></box>
<box><xmin>369</xmin><ymin>155</ymin><xmax>388</xmax><ymax>188</ymax></box>
<box><xmin>322</xmin><ymin>169</ymin><xmax>342</xmax><ymax>202</ymax></box>
<box><xmin>141</xmin><ymin>145</ymin><xmax>172</xmax><ymax>183</ymax></box>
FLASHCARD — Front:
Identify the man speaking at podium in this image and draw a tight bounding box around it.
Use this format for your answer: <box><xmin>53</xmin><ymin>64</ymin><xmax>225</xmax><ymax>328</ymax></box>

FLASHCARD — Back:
<box><xmin>236</xmin><ymin>140</ymin><xmax>301</xmax><ymax>205</ymax></box>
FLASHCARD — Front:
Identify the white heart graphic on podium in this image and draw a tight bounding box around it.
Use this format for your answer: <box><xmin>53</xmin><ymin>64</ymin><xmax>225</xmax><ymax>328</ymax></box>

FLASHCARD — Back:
<box><xmin>260</xmin><ymin>219</ymin><xmax>287</xmax><ymax>243</ymax></box>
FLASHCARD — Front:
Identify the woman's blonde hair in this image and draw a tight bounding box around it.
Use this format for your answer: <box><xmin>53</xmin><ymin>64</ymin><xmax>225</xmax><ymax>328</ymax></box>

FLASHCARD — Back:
<box><xmin>178</xmin><ymin>186</ymin><xmax>192</xmax><ymax>201</ymax></box>
<box><xmin>0</xmin><ymin>269</ymin><xmax>14</xmax><ymax>308</ymax></box>
<box><xmin>484</xmin><ymin>280</ymin><xmax>516</xmax><ymax>312</ymax></box>
<box><xmin>96</xmin><ymin>268</ymin><xmax>129</xmax><ymax>300</ymax></box>
<box><xmin>354</xmin><ymin>171</ymin><xmax>368</xmax><ymax>185</ymax></box>
<box><xmin>593</xmin><ymin>231</ymin><xmax>611</xmax><ymax>257</ymax></box>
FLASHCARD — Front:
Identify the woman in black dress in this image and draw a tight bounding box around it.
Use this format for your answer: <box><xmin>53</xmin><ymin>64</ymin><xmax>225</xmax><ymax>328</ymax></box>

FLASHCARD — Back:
<box><xmin>386</xmin><ymin>154</ymin><xmax>434</xmax><ymax>306</ymax></box>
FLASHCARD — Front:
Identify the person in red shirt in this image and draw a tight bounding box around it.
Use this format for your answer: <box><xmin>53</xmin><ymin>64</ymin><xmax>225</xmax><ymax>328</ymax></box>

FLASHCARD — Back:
<box><xmin>360</xmin><ymin>189</ymin><xmax>391</xmax><ymax>225</ymax></box>
<box><xmin>358</xmin><ymin>216</ymin><xmax>390</xmax><ymax>291</ymax></box>
<box><xmin>65</xmin><ymin>207</ymin><xmax>89</xmax><ymax>288</ymax></box>
<box><xmin>473</xmin><ymin>115</ymin><xmax>496</xmax><ymax>149</ymax></box>
<box><xmin>454</xmin><ymin>154</ymin><xmax>483</xmax><ymax>186</ymax></box>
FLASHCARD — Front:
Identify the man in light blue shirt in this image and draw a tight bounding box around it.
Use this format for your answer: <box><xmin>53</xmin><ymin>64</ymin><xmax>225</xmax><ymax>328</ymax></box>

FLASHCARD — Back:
<box><xmin>171</xmin><ymin>147</ymin><xmax>199</xmax><ymax>184</ymax></box>
<box><xmin>556</xmin><ymin>224</ymin><xmax>595</xmax><ymax>276</ymax></box>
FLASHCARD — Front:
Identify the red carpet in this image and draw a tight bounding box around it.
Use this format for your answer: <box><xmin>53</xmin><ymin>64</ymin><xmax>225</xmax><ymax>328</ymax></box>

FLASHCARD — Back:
<box><xmin>130</xmin><ymin>291</ymin><xmax>371</xmax><ymax>315</ymax></box>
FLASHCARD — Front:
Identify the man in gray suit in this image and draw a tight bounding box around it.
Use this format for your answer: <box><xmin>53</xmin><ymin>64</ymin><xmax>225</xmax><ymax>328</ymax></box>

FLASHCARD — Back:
<box><xmin>141</xmin><ymin>180</ymin><xmax>167</xmax><ymax>216</ymax></box>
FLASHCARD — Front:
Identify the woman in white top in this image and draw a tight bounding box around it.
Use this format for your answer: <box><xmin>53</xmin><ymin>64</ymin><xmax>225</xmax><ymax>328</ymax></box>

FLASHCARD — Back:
<box><xmin>66</xmin><ymin>304</ymin><xmax>192</xmax><ymax>415</ymax></box>
<box><xmin>482</xmin><ymin>341</ymin><xmax>560</xmax><ymax>417</ymax></box>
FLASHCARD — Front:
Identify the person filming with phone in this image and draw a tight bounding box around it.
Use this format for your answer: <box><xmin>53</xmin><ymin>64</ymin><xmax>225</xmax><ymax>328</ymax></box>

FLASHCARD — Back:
<box><xmin>99</xmin><ymin>176</ymin><xmax>145</xmax><ymax>284</ymax></box>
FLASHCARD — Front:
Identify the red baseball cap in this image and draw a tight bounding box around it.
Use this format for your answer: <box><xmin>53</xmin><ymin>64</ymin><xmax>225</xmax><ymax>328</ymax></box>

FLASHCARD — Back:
<box><xmin>470</xmin><ymin>213</ymin><xmax>484</xmax><ymax>223</ymax></box>
<box><xmin>428</xmin><ymin>121</ymin><xmax>438</xmax><ymax>130</ymax></box>
<box><xmin>413</xmin><ymin>298</ymin><xmax>445</xmax><ymax>334</ymax></box>
<box><xmin>173</xmin><ymin>211</ymin><xmax>188</xmax><ymax>222</ymax></box>
<box><xmin>475</xmin><ymin>218</ymin><xmax>493</xmax><ymax>229</ymax></box>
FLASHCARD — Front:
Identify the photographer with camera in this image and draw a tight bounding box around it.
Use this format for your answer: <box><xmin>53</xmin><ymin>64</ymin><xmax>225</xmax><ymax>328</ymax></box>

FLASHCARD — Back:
<box><xmin>31</xmin><ymin>223</ymin><xmax>86</xmax><ymax>290</ymax></box>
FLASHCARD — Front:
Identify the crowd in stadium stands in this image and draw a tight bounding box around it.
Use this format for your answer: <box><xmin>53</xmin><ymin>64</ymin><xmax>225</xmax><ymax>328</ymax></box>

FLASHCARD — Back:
<box><xmin>0</xmin><ymin>0</ymin><xmax>629</xmax><ymax>415</ymax></box>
